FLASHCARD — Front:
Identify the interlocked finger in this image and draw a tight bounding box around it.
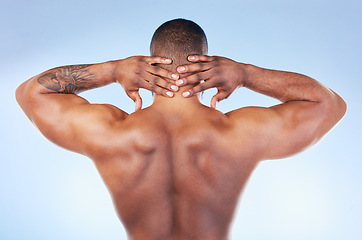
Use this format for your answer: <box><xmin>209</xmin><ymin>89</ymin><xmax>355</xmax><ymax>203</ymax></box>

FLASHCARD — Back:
<box><xmin>177</xmin><ymin>62</ymin><xmax>213</xmax><ymax>74</ymax></box>
<box><xmin>140</xmin><ymin>79</ymin><xmax>174</xmax><ymax>98</ymax></box>
<box><xmin>146</xmin><ymin>64</ymin><xmax>179</xmax><ymax>81</ymax></box>
<box><xmin>183</xmin><ymin>79</ymin><xmax>217</xmax><ymax>97</ymax></box>
<box><xmin>188</xmin><ymin>55</ymin><xmax>215</xmax><ymax>62</ymax></box>
<box><xmin>177</xmin><ymin>71</ymin><xmax>212</xmax><ymax>86</ymax></box>
<box><xmin>145</xmin><ymin>56</ymin><xmax>172</xmax><ymax>65</ymax></box>
<box><xmin>144</xmin><ymin>72</ymin><xmax>177</xmax><ymax>91</ymax></box>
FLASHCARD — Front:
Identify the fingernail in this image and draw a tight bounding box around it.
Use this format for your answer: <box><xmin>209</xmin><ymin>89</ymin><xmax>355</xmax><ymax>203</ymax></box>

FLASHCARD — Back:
<box><xmin>176</xmin><ymin>80</ymin><xmax>184</xmax><ymax>86</ymax></box>
<box><xmin>166</xmin><ymin>91</ymin><xmax>174</xmax><ymax>97</ymax></box>
<box><xmin>171</xmin><ymin>74</ymin><xmax>179</xmax><ymax>80</ymax></box>
<box><xmin>182</xmin><ymin>91</ymin><xmax>190</xmax><ymax>97</ymax></box>
<box><xmin>178</xmin><ymin>66</ymin><xmax>186</xmax><ymax>72</ymax></box>
<box><xmin>170</xmin><ymin>85</ymin><xmax>178</xmax><ymax>91</ymax></box>
<box><xmin>164</xmin><ymin>59</ymin><xmax>172</xmax><ymax>64</ymax></box>
<box><xmin>189</xmin><ymin>56</ymin><xmax>196</xmax><ymax>60</ymax></box>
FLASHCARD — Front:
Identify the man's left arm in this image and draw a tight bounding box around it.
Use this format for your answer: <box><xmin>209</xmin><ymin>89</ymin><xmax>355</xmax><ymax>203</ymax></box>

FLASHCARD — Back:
<box><xmin>16</xmin><ymin>57</ymin><xmax>179</xmax><ymax>156</ymax></box>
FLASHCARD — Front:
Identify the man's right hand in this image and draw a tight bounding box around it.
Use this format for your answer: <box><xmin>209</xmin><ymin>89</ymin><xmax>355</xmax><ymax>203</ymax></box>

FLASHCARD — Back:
<box><xmin>115</xmin><ymin>56</ymin><xmax>180</xmax><ymax>111</ymax></box>
<box><xmin>176</xmin><ymin>55</ymin><xmax>248</xmax><ymax>108</ymax></box>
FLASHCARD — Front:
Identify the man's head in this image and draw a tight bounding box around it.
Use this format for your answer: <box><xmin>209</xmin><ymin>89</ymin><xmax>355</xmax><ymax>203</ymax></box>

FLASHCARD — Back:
<box><xmin>150</xmin><ymin>19</ymin><xmax>208</xmax><ymax>72</ymax></box>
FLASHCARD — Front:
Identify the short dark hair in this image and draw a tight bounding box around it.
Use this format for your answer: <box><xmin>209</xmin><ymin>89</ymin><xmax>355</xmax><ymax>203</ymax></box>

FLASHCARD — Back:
<box><xmin>150</xmin><ymin>19</ymin><xmax>208</xmax><ymax>67</ymax></box>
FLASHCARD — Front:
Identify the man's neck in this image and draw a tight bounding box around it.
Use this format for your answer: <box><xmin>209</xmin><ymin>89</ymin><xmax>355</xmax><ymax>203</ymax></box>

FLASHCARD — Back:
<box><xmin>152</xmin><ymin>85</ymin><xmax>202</xmax><ymax>111</ymax></box>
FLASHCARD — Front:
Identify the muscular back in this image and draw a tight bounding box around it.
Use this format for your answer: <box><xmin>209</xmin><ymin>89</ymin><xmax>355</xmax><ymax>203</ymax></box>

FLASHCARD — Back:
<box><xmin>91</xmin><ymin>104</ymin><xmax>260</xmax><ymax>240</ymax></box>
<box><xmin>16</xmin><ymin>52</ymin><xmax>345</xmax><ymax>239</ymax></box>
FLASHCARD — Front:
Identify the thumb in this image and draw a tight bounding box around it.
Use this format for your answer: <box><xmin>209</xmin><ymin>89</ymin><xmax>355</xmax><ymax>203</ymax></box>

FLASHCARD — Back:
<box><xmin>210</xmin><ymin>90</ymin><xmax>229</xmax><ymax>109</ymax></box>
<box><xmin>127</xmin><ymin>90</ymin><xmax>143</xmax><ymax>111</ymax></box>
<box><xmin>134</xmin><ymin>96</ymin><xmax>142</xmax><ymax>111</ymax></box>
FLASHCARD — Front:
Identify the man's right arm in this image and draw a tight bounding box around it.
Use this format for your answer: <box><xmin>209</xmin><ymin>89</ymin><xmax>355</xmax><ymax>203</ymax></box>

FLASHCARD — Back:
<box><xmin>16</xmin><ymin>56</ymin><xmax>179</xmax><ymax>156</ymax></box>
<box><xmin>176</xmin><ymin>56</ymin><xmax>346</xmax><ymax>160</ymax></box>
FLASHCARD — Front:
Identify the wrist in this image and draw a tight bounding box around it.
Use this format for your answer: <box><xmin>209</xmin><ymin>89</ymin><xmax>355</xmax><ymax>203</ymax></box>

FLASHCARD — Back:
<box><xmin>105</xmin><ymin>60</ymin><xmax>120</xmax><ymax>83</ymax></box>
<box><xmin>238</xmin><ymin>62</ymin><xmax>253</xmax><ymax>87</ymax></box>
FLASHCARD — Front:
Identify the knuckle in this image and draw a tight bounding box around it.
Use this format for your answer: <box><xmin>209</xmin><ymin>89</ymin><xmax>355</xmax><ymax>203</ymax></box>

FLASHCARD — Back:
<box><xmin>156</xmin><ymin>88</ymin><xmax>165</xmax><ymax>96</ymax></box>
<box><xmin>136</xmin><ymin>79</ymin><xmax>144</xmax><ymax>87</ymax></box>
<box><xmin>186</xmin><ymin>76</ymin><xmax>196</xmax><ymax>84</ymax></box>
<box><xmin>153</xmin><ymin>67</ymin><xmax>160</xmax><ymax>73</ymax></box>
<box><xmin>212</xmin><ymin>61</ymin><xmax>220</xmax><ymax>68</ymax></box>
<box><xmin>215</xmin><ymin>78</ymin><xmax>223</xmax><ymax>85</ymax></box>
<box><xmin>133</xmin><ymin>78</ymin><xmax>140</xmax><ymax>85</ymax></box>
<box><xmin>196</xmin><ymin>63</ymin><xmax>204</xmax><ymax>69</ymax></box>
<box><xmin>152</xmin><ymin>76</ymin><xmax>159</xmax><ymax>84</ymax></box>
<box><xmin>214</xmin><ymin>67</ymin><xmax>222</xmax><ymax>75</ymax></box>
<box><xmin>162</xmin><ymin>90</ymin><xmax>169</xmax><ymax>96</ymax></box>
<box><xmin>162</xmin><ymin>82</ymin><xmax>171</xmax><ymax>89</ymax></box>
<box><xmin>135</xmin><ymin>68</ymin><xmax>142</xmax><ymax>75</ymax></box>
<box><xmin>198</xmin><ymin>84</ymin><xmax>206</xmax><ymax>92</ymax></box>
<box><xmin>161</xmin><ymin>70</ymin><xmax>170</xmax><ymax>78</ymax></box>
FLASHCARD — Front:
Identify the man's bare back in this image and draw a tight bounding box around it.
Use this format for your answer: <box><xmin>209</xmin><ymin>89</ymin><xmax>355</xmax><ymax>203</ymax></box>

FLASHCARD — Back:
<box><xmin>16</xmin><ymin>19</ymin><xmax>346</xmax><ymax>240</ymax></box>
<box><xmin>93</xmin><ymin>103</ymin><xmax>259</xmax><ymax>239</ymax></box>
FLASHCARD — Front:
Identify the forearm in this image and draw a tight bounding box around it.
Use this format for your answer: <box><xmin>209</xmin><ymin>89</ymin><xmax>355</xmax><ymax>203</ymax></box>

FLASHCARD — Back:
<box><xmin>243</xmin><ymin>64</ymin><xmax>331</xmax><ymax>103</ymax></box>
<box><xmin>34</xmin><ymin>61</ymin><xmax>117</xmax><ymax>94</ymax></box>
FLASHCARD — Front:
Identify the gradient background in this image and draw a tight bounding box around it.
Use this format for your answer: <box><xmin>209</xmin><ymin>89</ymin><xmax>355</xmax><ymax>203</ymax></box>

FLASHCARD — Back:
<box><xmin>1</xmin><ymin>0</ymin><xmax>361</xmax><ymax>239</ymax></box>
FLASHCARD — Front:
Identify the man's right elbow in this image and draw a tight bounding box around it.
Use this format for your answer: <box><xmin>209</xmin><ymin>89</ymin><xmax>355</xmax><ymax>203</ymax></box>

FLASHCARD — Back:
<box><xmin>15</xmin><ymin>83</ymin><xmax>25</xmax><ymax>106</ymax></box>
<box><xmin>15</xmin><ymin>80</ymin><xmax>32</xmax><ymax>109</ymax></box>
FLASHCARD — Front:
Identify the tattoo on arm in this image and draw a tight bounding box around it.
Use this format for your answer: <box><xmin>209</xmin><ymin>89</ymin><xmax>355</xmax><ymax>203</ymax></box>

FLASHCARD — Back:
<box><xmin>37</xmin><ymin>64</ymin><xmax>97</xmax><ymax>94</ymax></box>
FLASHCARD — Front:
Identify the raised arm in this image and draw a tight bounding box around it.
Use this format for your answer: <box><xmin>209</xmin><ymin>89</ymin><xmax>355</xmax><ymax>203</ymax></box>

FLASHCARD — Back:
<box><xmin>176</xmin><ymin>55</ymin><xmax>346</xmax><ymax>160</ymax></box>
<box><xmin>16</xmin><ymin>56</ymin><xmax>179</xmax><ymax>156</ymax></box>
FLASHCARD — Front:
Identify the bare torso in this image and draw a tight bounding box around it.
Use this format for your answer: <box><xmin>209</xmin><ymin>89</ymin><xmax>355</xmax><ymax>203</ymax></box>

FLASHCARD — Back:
<box><xmin>15</xmin><ymin>53</ymin><xmax>346</xmax><ymax>239</ymax></box>
<box><xmin>91</xmin><ymin>104</ymin><xmax>260</xmax><ymax>240</ymax></box>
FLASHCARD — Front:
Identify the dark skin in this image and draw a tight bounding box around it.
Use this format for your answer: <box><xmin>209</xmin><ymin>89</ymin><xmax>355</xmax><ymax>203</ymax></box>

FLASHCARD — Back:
<box><xmin>16</xmin><ymin>54</ymin><xmax>346</xmax><ymax>240</ymax></box>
